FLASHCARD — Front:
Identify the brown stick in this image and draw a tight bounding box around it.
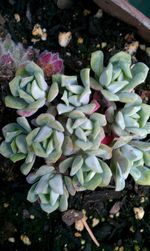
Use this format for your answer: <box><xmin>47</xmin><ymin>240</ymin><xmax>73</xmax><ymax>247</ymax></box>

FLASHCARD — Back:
<box><xmin>81</xmin><ymin>217</ymin><xmax>100</xmax><ymax>247</ymax></box>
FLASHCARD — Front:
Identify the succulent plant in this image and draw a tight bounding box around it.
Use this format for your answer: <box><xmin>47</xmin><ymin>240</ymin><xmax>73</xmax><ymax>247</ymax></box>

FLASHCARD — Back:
<box><xmin>37</xmin><ymin>51</ymin><xmax>64</xmax><ymax>78</ymax></box>
<box><xmin>0</xmin><ymin>34</ymin><xmax>37</xmax><ymax>78</ymax></box>
<box><xmin>90</xmin><ymin>50</ymin><xmax>149</xmax><ymax>103</ymax></box>
<box><xmin>47</xmin><ymin>69</ymin><xmax>94</xmax><ymax>114</ymax></box>
<box><xmin>107</xmin><ymin>102</ymin><xmax>150</xmax><ymax>139</ymax></box>
<box><xmin>0</xmin><ymin>117</ymin><xmax>36</xmax><ymax>175</ymax></box>
<box><xmin>26</xmin><ymin>113</ymin><xmax>64</xmax><ymax>163</ymax></box>
<box><xmin>5</xmin><ymin>61</ymin><xmax>48</xmax><ymax>117</ymax></box>
<box><xmin>59</xmin><ymin>153</ymin><xmax>112</xmax><ymax>192</ymax></box>
<box><xmin>65</xmin><ymin>112</ymin><xmax>106</xmax><ymax>151</ymax></box>
<box><xmin>111</xmin><ymin>140</ymin><xmax>150</xmax><ymax>191</ymax></box>
<box><xmin>26</xmin><ymin>165</ymin><xmax>69</xmax><ymax>213</ymax></box>
<box><xmin>1</xmin><ymin>47</ymin><xmax>150</xmax><ymax>214</ymax></box>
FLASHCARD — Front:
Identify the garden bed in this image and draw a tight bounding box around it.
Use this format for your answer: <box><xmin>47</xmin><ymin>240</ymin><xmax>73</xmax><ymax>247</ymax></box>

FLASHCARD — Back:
<box><xmin>0</xmin><ymin>0</ymin><xmax>150</xmax><ymax>250</ymax></box>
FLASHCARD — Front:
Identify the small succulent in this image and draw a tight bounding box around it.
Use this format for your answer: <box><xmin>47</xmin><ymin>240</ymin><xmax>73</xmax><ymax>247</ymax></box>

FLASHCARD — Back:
<box><xmin>0</xmin><ymin>34</ymin><xmax>37</xmax><ymax>78</ymax></box>
<box><xmin>26</xmin><ymin>165</ymin><xmax>69</xmax><ymax>213</ymax></box>
<box><xmin>107</xmin><ymin>102</ymin><xmax>150</xmax><ymax>139</ymax></box>
<box><xmin>111</xmin><ymin>140</ymin><xmax>150</xmax><ymax>191</ymax></box>
<box><xmin>47</xmin><ymin>69</ymin><xmax>93</xmax><ymax>114</ymax></box>
<box><xmin>0</xmin><ymin>117</ymin><xmax>36</xmax><ymax>175</ymax></box>
<box><xmin>5</xmin><ymin>62</ymin><xmax>48</xmax><ymax>117</ymax></box>
<box><xmin>37</xmin><ymin>51</ymin><xmax>64</xmax><ymax>78</ymax></box>
<box><xmin>26</xmin><ymin>113</ymin><xmax>64</xmax><ymax>163</ymax></box>
<box><xmin>90</xmin><ymin>50</ymin><xmax>149</xmax><ymax>103</ymax></box>
<box><xmin>59</xmin><ymin>153</ymin><xmax>112</xmax><ymax>191</ymax></box>
<box><xmin>1</xmin><ymin>48</ymin><xmax>150</xmax><ymax>214</ymax></box>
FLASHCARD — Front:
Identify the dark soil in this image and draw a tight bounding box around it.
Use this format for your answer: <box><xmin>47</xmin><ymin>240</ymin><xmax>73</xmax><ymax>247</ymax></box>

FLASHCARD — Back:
<box><xmin>0</xmin><ymin>1</ymin><xmax>150</xmax><ymax>250</ymax></box>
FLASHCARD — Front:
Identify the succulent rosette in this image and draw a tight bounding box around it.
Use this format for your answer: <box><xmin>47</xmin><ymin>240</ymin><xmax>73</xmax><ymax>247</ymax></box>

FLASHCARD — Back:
<box><xmin>0</xmin><ymin>34</ymin><xmax>37</xmax><ymax>77</ymax></box>
<box><xmin>26</xmin><ymin>113</ymin><xmax>64</xmax><ymax>163</ymax></box>
<box><xmin>26</xmin><ymin>165</ymin><xmax>69</xmax><ymax>213</ymax></box>
<box><xmin>107</xmin><ymin>102</ymin><xmax>150</xmax><ymax>139</ymax></box>
<box><xmin>0</xmin><ymin>117</ymin><xmax>36</xmax><ymax>175</ymax></box>
<box><xmin>5</xmin><ymin>62</ymin><xmax>48</xmax><ymax>117</ymax></box>
<box><xmin>37</xmin><ymin>50</ymin><xmax>64</xmax><ymax>78</ymax></box>
<box><xmin>47</xmin><ymin>68</ymin><xmax>97</xmax><ymax>115</ymax></box>
<box><xmin>65</xmin><ymin>112</ymin><xmax>106</xmax><ymax>151</ymax></box>
<box><xmin>59</xmin><ymin>153</ymin><xmax>112</xmax><ymax>192</ymax></box>
<box><xmin>111</xmin><ymin>140</ymin><xmax>150</xmax><ymax>191</ymax></box>
<box><xmin>90</xmin><ymin>50</ymin><xmax>149</xmax><ymax>103</ymax></box>
<box><xmin>1</xmin><ymin>47</ymin><xmax>150</xmax><ymax>215</ymax></box>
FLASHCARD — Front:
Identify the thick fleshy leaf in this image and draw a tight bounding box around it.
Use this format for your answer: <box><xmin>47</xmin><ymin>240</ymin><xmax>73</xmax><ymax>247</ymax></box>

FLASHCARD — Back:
<box><xmin>34</xmin><ymin>126</ymin><xmax>52</xmax><ymax>142</ymax></box>
<box><xmin>50</xmin><ymin>190</ymin><xmax>59</xmax><ymax>206</ymax></box>
<box><xmin>115</xmin><ymin>111</ymin><xmax>125</xmax><ymax>130</ymax></box>
<box><xmin>59</xmin><ymin>157</ymin><xmax>74</xmax><ymax>173</ymax></box>
<box><xmin>57</xmin><ymin>104</ymin><xmax>74</xmax><ymax>114</ymax></box>
<box><xmin>10</xmin><ymin>153</ymin><xmax>26</xmax><ymax>162</ymax></box>
<box><xmin>20</xmin><ymin>155</ymin><xmax>36</xmax><ymax>175</ymax></box>
<box><xmin>9</xmin><ymin>76</ymin><xmax>21</xmax><ymax>96</ymax></box>
<box><xmin>18</xmin><ymin>89</ymin><xmax>35</xmax><ymax>103</ymax></box>
<box><xmin>26</xmin><ymin>128</ymin><xmax>40</xmax><ymax>146</ymax></box>
<box><xmin>109</xmin><ymin>51</ymin><xmax>131</xmax><ymax>64</ymax></box>
<box><xmin>31</xmin><ymin>80</ymin><xmax>45</xmax><ymax>99</ymax></box>
<box><xmin>91</xmin><ymin>50</ymin><xmax>104</xmax><ymax>77</ymax></box>
<box><xmin>90</xmin><ymin>77</ymin><xmax>102</xmax><ymax>91</ymax></box>
<box><xmin>100</xmin><ymin>89</ymin><xmax>119</xmax><ymax>101</ymax></box>
<box><xmin>32</xmin><ymin>142</ymin><xmax>47</xmax><ymax>157</ymax></box>
<box><xmin>49</xmin><ymin>174</ymin><xmax>64</xmax><ymax>195</ymax></box>
<box><xmin>70</xmin><ymin>156</ymin><xmax>83</xmax><ymax>176</ymax></box>
<box><xmin>27</xmin><ymin>183</ymin><xmax>38</xmax><ymax>202</ymax></box>
<box><xmin>85</xmin><ymin>155</ymin><xmax>103</xmax><ymax>173</ymax></box>
<box><xmin>99</xmin><ymin>63</ymin><xmax>113</xmax><ymax>87</ymax></box>
<box><xmin>80</xmin><ymin>68</ymin><xmax>90</xmax><ymax>88</ymax></box>
<box><xmin>118</xmin><ymin>92</ymin><xmax>142</xmax><ymax>104</ymax></box>
<box><xmin>41</xmin><ymin>201</ymin><xmax>59</xmax><ymax>213</ymax></box>
<box><xmin>75</xmin><ymin>127</ymin><xmax>87</xmax><ymax>142</ymax></box>
<box><xmin>5</xmin><ymin>95</ymin><xmax>27</xmax><ymax>109</ymax></box>
<box><xmin>62</xmin><ymin>136</ymin><xmax>74</xmax><ymax>156</ymax></box>
<box><xmin>47</xmin><ymin>81</ymin><xmax>59</xmax><ymax>102</ymax></box>
<box><xmin>0</xmin><ymin>141</ymin><xmax>12</xmax><ymax>158</ymax></box>
<box><xmin>34</xmin><ymin>72</ymin><xmax>48</xmax><ymax>91</ymax></box>
<box><xmin>84</xmin><ymin>174</ymin><xmax>102</xmax><ymax>190</ymax></box>
<box><xmin>107</xmin><ymin>80</ymin><xmax>128</xmax><ymax>94</ymax></box>
<box><xmin>98</xmin><ymin>160</ymin><xmax>112</xmax><ymax>187</ymax></box>
<box><xmin>16</xmin><ymin>117</ymin><xmax>31</xmax><ymax>132</ymax></box>
<box><xmin>130</xmin><ymin>165</ymin><xmax>150</xmax><ymax>186</ymax></box>
<box><xmin>15</xmin><ymin>135</ymin><xmax>27</xmax><ymax>153</ymax></box>
<box><xmin>59</xmin><ymin>188</ymin><xmax>69</xmax><ymax>211</ymax></box>
<box><xmin>138</xmin><ymin>103</ymin><xmax>150</xmax><ymax>128</ymax></box>
<box><xmin>64</xmin><ymin>176</ymin><xmax>76</xmax><ymax>196</ymax></box>
<box><xmin>114</xmin><ymin>162</ymin><xmax>126</xmax><ymax>191</ymax></box>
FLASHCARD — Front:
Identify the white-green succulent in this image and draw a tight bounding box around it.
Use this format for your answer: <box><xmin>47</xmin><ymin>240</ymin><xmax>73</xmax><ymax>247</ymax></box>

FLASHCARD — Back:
<box><xmin>0</xmin><ymin>48</ymin><xmax>150</xmax><ymax>215</ymax></box>
<box><xmin>5</xmin><ymin>61</ymin><xmax>48</xmax><ymax>117</ymax></box>
<box><xmin>27</xmin><ymin>165</ymin><xmax>69</xmax><ymax>213</ymax></box>
<box><xmin>90</xmin><ymin>50</ymin><xmax>149</xmax><ymax>103</ymax></box>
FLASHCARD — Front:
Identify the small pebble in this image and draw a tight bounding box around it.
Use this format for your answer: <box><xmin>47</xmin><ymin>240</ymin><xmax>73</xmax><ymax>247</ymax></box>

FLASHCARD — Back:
<box><xmin>94</xmin><ymin>9</ymin><xmax>103</xmax><ymax>18</ymax></box>
<box><xmin>8</xmin><ymin>237</ymin><xmax>15</xmax><ymax>243</ymax></box>
<box><xmin>139</xmin><ymin>44</ymin><xmax>146</xmax><ymax>51</ymax></box>
<box><xmin>74</xmin><ymin>232</ymin><xmax>82</xmax><ymax>237</ymax></box>
<box><xmin>129</xmin><ymin>226</ymin><xmax>135</xmax><ymax>233</ymax></box>
<box><xmin>92</xmin><ymin>218</ymin><xmax>99</xmax><ymax>227</ymax></box>
<box><xmin>101</xmin><ymin>42</ymin><xmax>107</xmax><ymax>48</ymax></box>
<box><xmin>75</xmin><ymin>219</ymin><xmax>84</xmax><ymax>232</ymax></box>
<box><xmin>3</xmin><ymin>202</ymin><xmax>9</xmax><ymax>208</ymax></box>
<box><xmin>14</xmin><ymin>13</ymin><xmax>21</xmax><ymax>22</ymax></box>
<box><xmin>133</xmin><ymin>207</ymin><xmax>145</xmax><ymax>220</ymax></box>
<box><xmin>30</xmin><ymin>214</ymin><xmax>35</xmax><ymax>220</ymax></box>
<box><xmin>77</xmin><ymin>37</ymin><xmax>84</xmax><ymax>44</ymax></box>
<box><xmin>119</xmin><ymin>246</ymin><xmax>124</xmax><ymax>251</ymax></box>
<box><xmin>140</xmin><ymin>196</ymin><xmax>145</xmax><ymax>203</ymax></box>
<box><xmin>58</xmin><ymin>31</ymin><xmax>72</xmax><ymax>47</ymax></box>
<box><xmin>83</xmin><ymin>9</ymin><xmax>91</xmax><ymax>16</ymax></box>
<box><xmin>20</xmin><ymin>234</ymin><xmax>31</xmax><ymax>245</ymax></box>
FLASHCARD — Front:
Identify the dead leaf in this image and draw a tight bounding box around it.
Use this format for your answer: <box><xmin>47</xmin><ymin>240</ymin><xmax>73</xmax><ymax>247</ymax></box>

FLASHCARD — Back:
<box><xmin>109</xmin><ymin>201</ymin><xmax>122</xmax><ymax>215</ymax></box>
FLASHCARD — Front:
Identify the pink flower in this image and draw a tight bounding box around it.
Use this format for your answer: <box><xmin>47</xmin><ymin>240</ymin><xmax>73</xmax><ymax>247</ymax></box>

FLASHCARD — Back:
<box><xmin>37</xmin><ymin>51</ymin><xmax>64</xmax><ymax>78</ymax></box>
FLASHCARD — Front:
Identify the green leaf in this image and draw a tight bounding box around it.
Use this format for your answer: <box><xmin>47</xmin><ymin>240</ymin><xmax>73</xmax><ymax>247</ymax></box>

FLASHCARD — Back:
<box><xmin>32</xmin><ymin>142</ymin><xmax>47</xmax><ymax>157</ymax></box>
<box><xmin>115</xmin><ymin>111</ymin><xmax>125</xmax><ymax>130</ymax></box>
<box><xmin>5</xmin><ymin>95</ymin><xmax>27</xmax><ymax>109</ymax></box>
<box><xmin>15</xmin><ymin>135</ymin><xmax>27</xmax><ymax>153</ymax></box>
<box><xmin>41</xmin><ymin>201</ymin><xmax>59</xmax><ymax>213</ymax></box>
<box><xmin>59</xmin><ymin>157</ymin><xmax>74</xmax><ymax>173</ymax></box>
<box><xmin>57</xmin><ymin>104</ymin><xmax>74</xmax><ymax>114</ymax></box>
<box><xmin>80</xmin><ymin>68</ymin><xmax>90</xmax><ymax>88</ymax></box>
<box><xmin>98</xmin><ymin>160</ymin><xmax>112</xmax><ymax>187</ymax></box>
<box><xmin>27</xmin><ymin>183</ymin><xmax>38</xmax><ymax>202</ymax></box>
<box><xmin>34</xmin><ymin>72</ymin><xmax>48</xmax><ymax>91</ymax></box>
<box><xmin>70</xmin><ymin>156</ymin><xmax>83</xmax><ymax>176</ymax></box>
<box><xmin>107</xmin><ymin>80</ymin><xmax>128</xmax><ymax>94</ymax></box>
<box><xmin>0</xmin><ymin>141</ymin><xmax>12</xmax><ymax>158</ymax></box>
<box><xmin>10</xmin><ymin>153</ymin><xmax>26</xmax><ymax>162</ymax></box>
<box><xmin>9</xmin><ymin>76</ymin><xmax>21</xmax><ymax>96</ymax></box>
<box><xmin>49</xmin><ymin>174</ymin><xmax>64</xmax><ymax>195</ymax></box>
<box><xmin>47</xmin><ymin>81</ymin><xmax>59</xmax><ymax>102</ymax></box>
<box><xmin>16</xmin><ymin>117</ymin><xmax>31</xmax><ymax>132</ymax></box>
<box><xmin>18</xmin><ymin>89</ymin><xmax>35</xmax><ymax>103</ymax></box>
<box><xmin>20</xmin><ymin>155</ymin><xmax>35</xmax><ymax>175</ymax></box>
<box><xmin>99</xmin><ymin>63</ymin><xmax>113</xmax><ymax>87</ymax></box>
<box><xmin>50</xmin><ymin>190</ymin><xmax>59</xmax><ymax>206</ymax></box>
<box><xmin>59</xmin><ymin>188</ymin><xmax>69</xmax><ymax>212</ymax></box>
<box><xmin>26</xmin><ymin>128</ymin><xmax>40</xmax><ymax>146</ymax></box>
<box><xmin>100</xmin><ymin>89</ymin><xmax>119</xmax><ymax>101</ymax></box>
<box><xmin>130</xmin><ymin>165</ymin><xmax>150</xmax><ymax>186</ymax></box>
<box><xmin>34</xmin><ymin>126</ymin><xmax>52</xmax><ymax>142</ymax></box>
<box><xmin>85</xmin><ymin>155</ymin><xmax>103</xmax><ymax>173</ymax></box>
<box><xmin>91</xmin><ymin>50</ymin><xmax>104</xmax><ymax>77</ymax></box>
<box><xmin>31</xmin><ymin>80</ymin><xmax>45</xmax><ymax>99</ymax></box>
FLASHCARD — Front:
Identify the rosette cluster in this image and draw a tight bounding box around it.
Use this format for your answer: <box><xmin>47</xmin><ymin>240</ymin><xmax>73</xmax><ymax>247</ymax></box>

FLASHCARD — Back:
<box><xmin>1</xmin><ymin>49</ymin><xmax>150</xmax><ymax>214</ymax></box>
